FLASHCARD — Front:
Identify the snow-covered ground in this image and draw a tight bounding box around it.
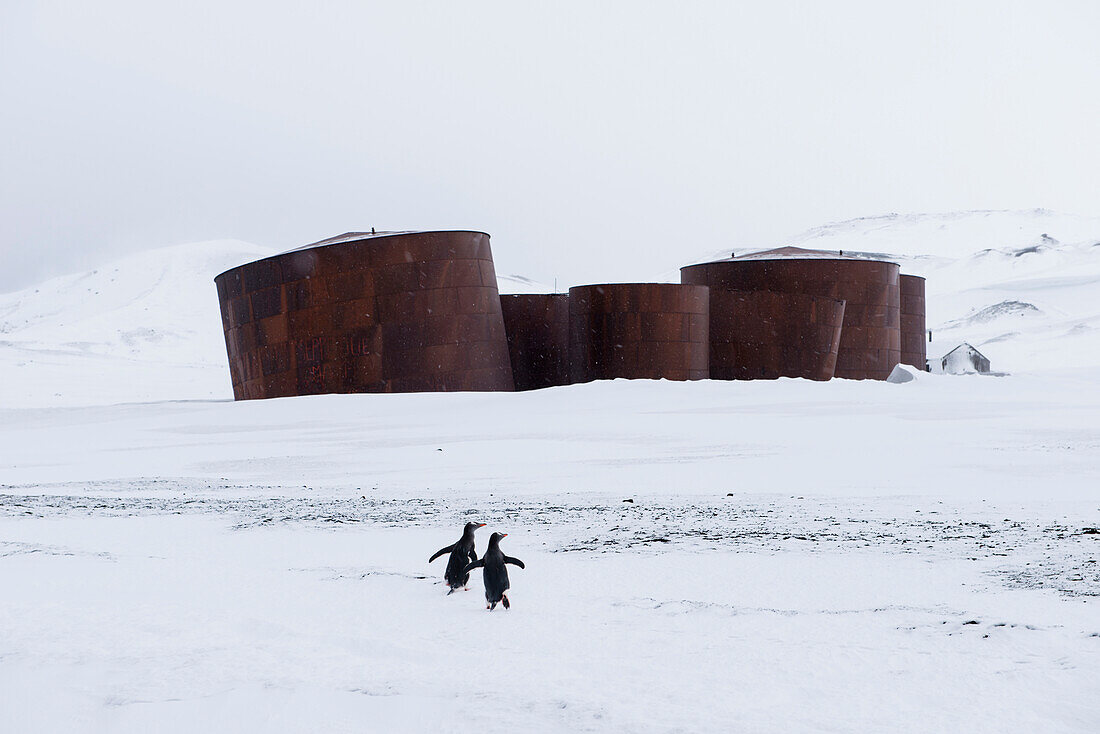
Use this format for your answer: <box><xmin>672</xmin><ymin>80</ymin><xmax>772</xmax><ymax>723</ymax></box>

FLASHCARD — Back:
<box><xmin>2</xmin><ymin>210</ymin><xmax>1099</xmax><ymax>732</ymax></box>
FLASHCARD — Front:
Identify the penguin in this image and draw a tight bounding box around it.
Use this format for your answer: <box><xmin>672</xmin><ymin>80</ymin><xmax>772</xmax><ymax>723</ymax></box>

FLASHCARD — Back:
<box><xmin>429</xmin><ymin>522</ymin><xmax>486</xmax><ymax>593</ymax></box>
<box><xmin>463</xmin><ymin>532</ymin><xmax>524</xmax><ymax>610</ymax></box>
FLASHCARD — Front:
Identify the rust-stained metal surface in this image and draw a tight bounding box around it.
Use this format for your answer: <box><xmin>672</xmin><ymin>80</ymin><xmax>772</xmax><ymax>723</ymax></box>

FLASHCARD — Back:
<box><xmin>214</xmin><ymin>230</ymin><xmax>514</xmax><ymax>399</ymax></box>
<box><xmin>900</xmin><ymin>274</ymin><xmax>927</xmax><ymax>370</ymax></box>
<box><xmin>708</xmin><ymin>290</ymin><xmax>846</xmax><ymax>381</ymax></box>
<box><xmin>568</xmin><ymin>284</ymin><xmax>709</xmax><ymax>383</ymax></box>
<box><xmin>499</xmin><ymin>294</ymin><xmax>571</xmax><ymax>391</ymax></box>
<box><xmin>681</xmin><ymin>254</ymin><xmax>901</xmax><ymax>380</ymax></box>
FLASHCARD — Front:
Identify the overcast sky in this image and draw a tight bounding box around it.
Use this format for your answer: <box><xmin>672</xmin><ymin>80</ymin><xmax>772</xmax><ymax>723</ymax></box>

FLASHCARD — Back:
<box><xmin>2</xmin><ymin>1</ymin><xmax>1098</xmax><ymax>292</ymax></box>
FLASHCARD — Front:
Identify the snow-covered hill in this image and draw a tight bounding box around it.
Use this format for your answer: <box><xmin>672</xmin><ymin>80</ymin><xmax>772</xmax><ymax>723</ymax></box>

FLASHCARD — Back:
<box><xmin>2</xmin><ymin>210</ymin><xmax>1099</xmax><ymax>408</ymax></box>
<box><xmin>918</xmin><ymin>238</ymin><xmax>1100</xmax><ymax>370</ymax></box>
<box><xmin>787</xmin><ymin>209</ymin><xmax>1100</xmax><ymax>259</ymax></box>
<box><xmin>688</xmin><ymin>209</ymin><xmax>1100</xmax><ymax>374</ymax></box>
<box><xmin>0</xmin><ymin>239</ymin><xmax>274</xmax><ymax>407</ymax></box>
<box><xmin>495</xmin><ymin>272</ymin><xmax>555</xmax><ymax>295</ymax></box>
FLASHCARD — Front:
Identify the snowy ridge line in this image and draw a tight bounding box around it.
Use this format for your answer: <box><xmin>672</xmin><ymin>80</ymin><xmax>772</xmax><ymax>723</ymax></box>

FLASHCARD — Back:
<box><xmin>3</xmin><ymin>492</ymin><xmax>1097</xmax><ymax>597</ymax></box>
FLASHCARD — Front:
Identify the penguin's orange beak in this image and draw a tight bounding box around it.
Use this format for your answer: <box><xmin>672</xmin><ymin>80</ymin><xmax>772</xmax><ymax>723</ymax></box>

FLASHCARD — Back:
<box><xmin>500</xmin><ymin>533</ymin><xmax>508</xmax><ymax>538</ymax></box>
<box><xmin>476</xmin><ymin>523</ymin><xmax>487</xmax><ymax>528</ymax></box>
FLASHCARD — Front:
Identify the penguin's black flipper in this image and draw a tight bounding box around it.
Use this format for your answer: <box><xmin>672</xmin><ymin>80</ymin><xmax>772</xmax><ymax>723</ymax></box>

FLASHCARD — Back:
<box><xmin>429</xmin><ymin>544</ymin><xmax>455</xmax><ymax>563</ymax></box>
<box><xmin>463</xmin><ymin>559</ymin><xmax>485</xmax><ymax>574</ymax></box>
<box><xmin>503</xmin><ymin>556</ymin><xmax>525</xmax><ymax>569</ymax></box>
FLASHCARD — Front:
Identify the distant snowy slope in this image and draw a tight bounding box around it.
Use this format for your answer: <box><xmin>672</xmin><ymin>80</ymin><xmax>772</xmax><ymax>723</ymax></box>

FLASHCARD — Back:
<box><xmin>788</xmin><ymin>209</ymin><xmax>1100</xmax><ymax>259</ymax></box>
<box><xmin>916</xmin><ymin>238</ymin><xmax>1100</xmax><ymax>372</ymax></box>
<box><xmin>0</xmin><ymin>240</ymin><xmax>274</xmax><ymax>407</ymax></box>
<box><xmin>681</xmin><ymin>210</ymin><xmax>1100</xmax><ymax>374</ymax></box>
<box><xmin>495</xmin><ymin>273</ymin><xmax>555</xmax><ymax>294</ymax></box>
<box><xmin>683</xmin><ymin>209</ymin><xmax>1100</xmax><ymax>266</ymax></box>
<box><xmin>862</xmin><ymin>214</ymin><xmax>1100</xmax><ymax>372</ymax></box>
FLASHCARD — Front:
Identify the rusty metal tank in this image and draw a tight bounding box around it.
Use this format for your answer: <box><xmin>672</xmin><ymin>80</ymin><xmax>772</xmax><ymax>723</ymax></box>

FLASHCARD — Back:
<box><xmin>708</xmin><ymin>289</ymin><xmax>846</xmax><ymax>381</ymax></box>
<box><xmin>214</xmin><ymin>230</ymin><xmax>514</xmax><ymax>399</ymax></box>
<box><xmin>681</xmin><ymin>247</ymin><xmax>901</xmax><ymax>380</ymax></box>
<box><xmin>499</xmin><ymin>294</ymin><xmax>571</xmax><ymax>391</ymax></box>
<box><xmin>899</xmin><ymin>274</ymin><xmax>927</xmax><ymax>370</ymax></box>
<box><xmin>568</xmin><ymin>283</ymin><xmax>709</xmax><ymax>383</ymax></box>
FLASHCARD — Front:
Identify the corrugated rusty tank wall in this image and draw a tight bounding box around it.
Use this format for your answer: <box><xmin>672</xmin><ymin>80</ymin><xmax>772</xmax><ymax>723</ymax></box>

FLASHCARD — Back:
<box><xmin>899</xmin><ymin>274</ymin><xmax>927</xmax><ymax>370</ymax></box>
<box><xmin>708</xmin><ymin>290</ymin><xmax>846</xmax><ymax>381</ymax></box>
<box><xmin>568</xmin><ymin>283</ymin><xmax>709</xmax><ymax>383</ymax></box>
<box><xmin>681</xmin><ymin>256</ymin><xmax>901</xmax><ymax>380</ymax></box>
<box><xmin>499</xmin><ymin>294</ymin><xmax>571</xmax><ymax>391</ymax></box>
<box><xmin>214</xmin><ymin>230</ymin><xmax>514</xmax><ymax>399</ymax></box>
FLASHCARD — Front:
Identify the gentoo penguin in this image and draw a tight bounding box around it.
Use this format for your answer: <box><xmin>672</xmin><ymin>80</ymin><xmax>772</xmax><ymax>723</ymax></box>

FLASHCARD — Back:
<box><xmin>463</xmin><ymin>532</ymin><xmax>524</xmax><ymax>610</ymax></box>
<box><xmin>429</xmin><ymin>522</ymin><xmax>486</xmax><ymax>593</ymax></box>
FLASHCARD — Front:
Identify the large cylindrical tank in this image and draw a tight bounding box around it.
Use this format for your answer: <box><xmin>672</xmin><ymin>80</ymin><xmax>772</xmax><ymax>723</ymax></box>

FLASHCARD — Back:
<box><xmin>681</xmin><ymin>252</ymin><xmax>900</xmax><ymax>380</ymax></box>
<box><xmin>499</xmin><ymin>294</ymin><xmax>571</xmax><ymax>391</ymax></box>
<box><xmin>708</xmin><ymin>290</ymin><xmax>846</xmax><ymax>381</ymax></box>
<box><xmin>214</xmin><ymin>230</ymin><xmax>514</xmax><ymax>399</ymax></box>
<box><xmin>899</xmin><ymin>274</ymin><xmax>927</xmax><ymax>371</ymax></box>
<box><xmin>568</xmin><ymin>283</ymin><xmax>709</xmax><ymax>383</ymax></box>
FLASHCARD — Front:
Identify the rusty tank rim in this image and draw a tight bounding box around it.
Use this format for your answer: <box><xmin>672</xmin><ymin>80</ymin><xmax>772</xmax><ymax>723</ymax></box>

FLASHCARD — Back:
<box><xmin>214</xmin><ymin>229</ymin><xmax>493</xmax><ymax>282</ymax></box>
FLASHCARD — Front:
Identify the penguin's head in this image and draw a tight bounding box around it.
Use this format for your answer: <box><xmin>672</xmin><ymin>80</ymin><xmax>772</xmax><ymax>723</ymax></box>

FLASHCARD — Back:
<box><xmin>488</xmin><ymin>532</ymin><xmax>507</xmax><ymax>547</ymax></box>
<box><xmin>463</xmin><ymin>522</ymin><xmax>487</xmax><ymax>535</ymax></box>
